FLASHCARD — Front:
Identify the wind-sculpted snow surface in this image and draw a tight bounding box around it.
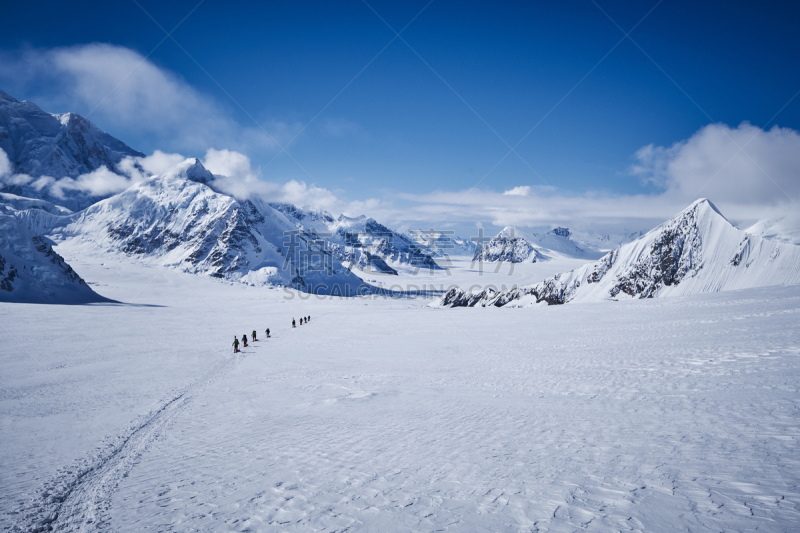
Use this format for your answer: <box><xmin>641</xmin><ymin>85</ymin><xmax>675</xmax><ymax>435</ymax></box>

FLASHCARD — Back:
<box><xmin>12</xmin><ymin>351</ymin><xmax>240</xmax><ymax>533</ymax></box>
<box><xmin>436</xmin><ymin>199</ymin><xmax>800</xmax><ymax>307</ymax></box>
<box><xmin>0</xmin><ymin>212</ymin><xmax>106</xmax><ymax>303</ymax></box>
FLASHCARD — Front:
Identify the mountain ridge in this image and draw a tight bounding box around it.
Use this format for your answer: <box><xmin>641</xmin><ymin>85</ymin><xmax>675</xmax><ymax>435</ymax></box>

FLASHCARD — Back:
<box><xmin>435</xmin><ymin>199</ymin><xmax>800</xmax><ymax>308</ymax></box>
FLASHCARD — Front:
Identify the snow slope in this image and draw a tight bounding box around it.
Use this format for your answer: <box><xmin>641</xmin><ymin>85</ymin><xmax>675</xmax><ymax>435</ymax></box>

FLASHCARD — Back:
<box><xmin>0</xmin><ymin>212</ymin><xmax>107</xmax><ymax>304</ymax></box>
<box><xmin>569</xmin><ymin>228</ymin><xmax>646</xmax><ymax>252</ymax></box>
<box><xmin>746</xmin><ymin>211</ymin><xmax>800</xmax><ymax>246</ymax></box>
<box><xmin>530</xmin><ymin>227</ymin><xmax>604</xmax><ymax>259</ymax></box>
<box><xmin>0</xmin><ymin>192</ymin><xmax>72</xmax><ymax>216</ymax></box>
<box><xmin>437</xmin><ymin>199</ymin><xmax>800</xmax><ymax>307</ymax></box>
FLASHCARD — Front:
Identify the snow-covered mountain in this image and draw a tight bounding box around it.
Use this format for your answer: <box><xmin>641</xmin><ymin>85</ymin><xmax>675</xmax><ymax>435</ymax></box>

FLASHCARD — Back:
<box><xmin>745</xmin><ymin>212</ymin><xmax>800</xmax><ymax>246</ymax></box>
<box><xmin>0</xmin><ymin>90</ymin><xmax>143</xmax><ymax>210</ymax></box>
<box><xmin>472</xmin><ymin>227</ymin><xmax>542</xmax><ymax>263</ymax></box>
<box><xmin>570</xmin><ymin>229</ymin><xmax>646</xmax><ymax>252</ymax></box>
<box><xmin>449</xmin><ymin>235</ymin><xmax>478</xmax><ymax>256</ymax></box>
<box><xmin>0</xmin><ymin>211</ymin><xmax>108</xmax><ymax>304</ymax></box>
<box><xmin>530</xmin><ymin>227</ymin><xmax>604</xmax><ymax>259</ymax></box>
<box><xmin>401</xmin><ymin>229</ymin><xmax>478</xmax><ymax>258</ymax></box>
<box><xmin>17</xmin><ymin>159</ymin><xmax>368</xmax><ymax>294</ymax></box>
<box><xmin>0</xmin><ymin>89</ymin><xmax>143</xmax><ymax>177</ymax></box>
<box><xmin>471</xmin><ymin>226</ymin><xmax>602</xmax><ymax>264</ymax></box>
<box><xmin>272</xmin><ymin>204</ymin><xmax>442</xmax><ymax>274</ymax></box>
<box><xmin>436</xmin><ymin>199</ymin><xmax>800</xmax><ymax>307</ymax></box>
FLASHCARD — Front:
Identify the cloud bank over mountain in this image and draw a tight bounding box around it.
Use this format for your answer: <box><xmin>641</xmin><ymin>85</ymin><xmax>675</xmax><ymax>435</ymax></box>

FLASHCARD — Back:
<box><xmin>631</xmin><ymin>122</ymin><xmax>800</xmax><ymax>207</ymax></box>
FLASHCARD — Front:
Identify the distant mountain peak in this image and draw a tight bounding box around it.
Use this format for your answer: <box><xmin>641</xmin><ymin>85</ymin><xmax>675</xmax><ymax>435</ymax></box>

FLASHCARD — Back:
<box><xmin>550</xmin><ymin>227</ymin><xmax>571</xmax><ymax>238</ymax></box>
<box><xmin>166</xmin><ymin>158</ymin><xmax>215</xmax><ymax>185</ymax></box>
<box><xmin>686</xmin><ymin>197</ymin><xmax>726</xmax><ymax>220</ymax></box>
<box><xmin>473</xmin><ymin>227</ymin><xmax>539</xmax><ymax>264</ymax></box>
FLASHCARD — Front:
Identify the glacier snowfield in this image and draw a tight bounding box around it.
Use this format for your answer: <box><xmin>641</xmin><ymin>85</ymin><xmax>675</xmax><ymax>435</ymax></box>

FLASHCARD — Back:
<box><xmin>2</xmin><ymin>253</ymin><xmax>800</xmax><ymax>532</ymax></box>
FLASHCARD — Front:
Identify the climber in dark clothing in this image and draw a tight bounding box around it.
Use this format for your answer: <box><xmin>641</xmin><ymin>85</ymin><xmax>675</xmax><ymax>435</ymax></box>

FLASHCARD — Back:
<box><xmin>242</xmin><ymin>334</ymin><xmax>248</xmax><ymax>348</ymax></box>
<box><xmin>292</xmin><ymin>319</ymin><xmax>296</xmax><ymax>328</ymax></box>
<box><xmin>252</xmin><ymin>330</ymin><xmax>257</xmax><ymax>342</ymax></box>
<box><xmin>232</xmin><ymin>337</ymin><xmax>239</xmax><ymax>353</ymax></box>
<box><xmin>265</xmin><ymin>328</ymin><xmax>270</xmax><ymax>338</ymax></box>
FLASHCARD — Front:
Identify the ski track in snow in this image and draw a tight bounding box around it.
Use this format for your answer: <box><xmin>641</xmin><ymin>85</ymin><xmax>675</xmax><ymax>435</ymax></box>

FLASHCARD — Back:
<box><xmin>11</xmin><ymin>348</ymin><xmax>242</xmax><ymax>532</ymax></box>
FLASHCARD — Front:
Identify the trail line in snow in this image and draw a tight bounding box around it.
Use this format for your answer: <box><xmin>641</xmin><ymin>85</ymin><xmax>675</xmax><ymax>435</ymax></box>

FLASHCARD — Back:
<box><xmin>13</xmin><ymin>349</ymin><xmax>241</xmax><ymax>533</ymax></box>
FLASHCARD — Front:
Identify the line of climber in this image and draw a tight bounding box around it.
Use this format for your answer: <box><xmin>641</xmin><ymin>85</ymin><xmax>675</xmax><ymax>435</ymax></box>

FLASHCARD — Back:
<box><xmin>292</xmin><ymin>315</ymin><xmax>311</xmax><ymax>328</ymax></box>
<box><xmin>232</xmin><ymin>327</ymin><xmax>274</xmax><ymax>353</ymax></box>
<box><xmin>232</xmin><ymin>316</ymin><xmax>310</xmax><ymax>352</ymax></box>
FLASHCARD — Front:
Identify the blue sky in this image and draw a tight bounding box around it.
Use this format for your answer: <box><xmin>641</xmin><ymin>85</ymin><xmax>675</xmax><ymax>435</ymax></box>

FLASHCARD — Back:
<box><xmin>1</xmin><ymin>0</ymin><xmax>799</xmax><ymax>232</ymax></box>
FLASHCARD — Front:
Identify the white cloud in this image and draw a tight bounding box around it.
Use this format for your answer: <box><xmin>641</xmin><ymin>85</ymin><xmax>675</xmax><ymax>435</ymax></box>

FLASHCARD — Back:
<box><xmin>319</xmin><ymin>117</ymin><xmax>361</xmax><ymax>138</ymax></box>
<box><xmin>117</xmin><ymin>150</ymin><xmax>186</xmax><ymax>182</ymax></box>
<box><xmin>196</xmin><ymin>148</ymin><xmax>353</xmax><ymax>215</ymax></box>
<box><xmin>0</xmin><ymin>44</ymin><xmax>286</xmax><ymax>154</ymax></box>
<box><xmin>0</xmin><ymin>148</ymin><xmax>11</xmax><ymax>178</ymax></box>
<box><xmin>503</xmin><ymin>185</ymin><xmax>530</xmax><ymax>197</ymax></box>
<box><xmin>203</xmin><ymin>148</ymin><xmax>257</xmax><ymax>183</ymax></box>
<box><xmin>367</xmin><ymin>122</ymin><xmax>800</xmax><ymax>233</ymax></box>
<box><xmin>631</xmin><ymin>122</ymin><xmax>800</xmax><ymax>206</ymax></box>
<box><xmin>51</xmin><ymin>166</ymin><xmax>133</xmax><ymax>198</ymax></box>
